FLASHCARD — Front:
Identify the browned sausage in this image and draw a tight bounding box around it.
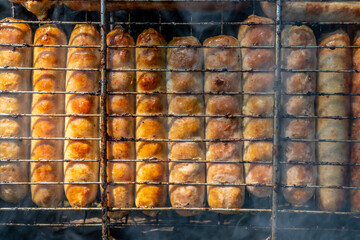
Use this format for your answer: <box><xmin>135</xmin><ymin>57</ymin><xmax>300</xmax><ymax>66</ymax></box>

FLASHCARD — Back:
<box><xmin>238</xmin><ymin>15</ymin><xmax>275</xmax><ymax>198</ymax></box>
<box><xmin>0</xmin><ymin>18</ymin><xmax>31</xmax><ymax>203</ymax></box>
<box><xmin>106</xmin><ymin>26</ymin><xmax>135</xmax><ymax>218</ymax></box>
<box><xmin>317</xmin><ymin>30</ymin><xmax>351</xmax><ymax>211</ymax></box>
<box><xmin>167</xmin><ymin>36</ymin><xmax>205</xmax><ymax>216</ymax></box>
<box><xmin>281</xmin><ymin>25</ymin><xmax>317</xmax><ymax>206</ymax></box>
<box><xmin>31</xmin><ymin>24</ymin><xmax>66</xmax><ymax>207</ymax></box>
<box><xmin>204</xmin><ymin>35</ymin><xmax>245</xmax><ymax>212</ymax></box>
<box><xmin>64</xmin><ymin>24</ymin><xmax>100</xmax><ymax>207</ymax></box>
<box><xmin>135</xmin><ymin>28</ymin><xmax>167</xmax><ymax>217</ymax></box>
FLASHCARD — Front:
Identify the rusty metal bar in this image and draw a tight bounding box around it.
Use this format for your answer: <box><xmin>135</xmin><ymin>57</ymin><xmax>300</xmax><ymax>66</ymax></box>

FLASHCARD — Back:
<box><xmin>0</xmin><ymin>66</ymin><xmax>275</xmax><ymax>73</ymax></box>
<box><xmin>0</xmin><ymin>90</ymin><xmax>276</xmax><ymax>95</ymax></box>
<box><xmin>3</xmin><ymin>158</ymin><xmax>360</xmax><ymax>167</ymax></box>
<box><xmin>271</xmin><ymin>0</ymin><xmax>283</xmax><ymax>238</ymax></box>
<box><xmin>99</xmin><ymin>0</ymin><xmax>109</xmax><ymax>238</ymax></box>
<box><xmin>0</xmin><ymin>206</ymin><xmax>359</xmax><ymax>215</ymax></box>
<box><xmin>107</xmin><ymin>137</ymin><xmax>273</xmax><ymax>142</ymax></box>
<box><xmin>283</xmin><ymin>69</ymin><xmax>356</xmax><ymax>73</ymax></box>
<box><xmin>59</xmin><ymin>0</ymin><xmax>271</xmax><ymax>2</ymax></box>
<box><xmin>1</xmin><ymin>180</ymin><xmax>360</xmax><ymax>190</ymax></box>
<box><xmin>0</xmin><ymin>44</ymin><xmax>279</xmax><ymax>49</ymax></box>
<box><xmin>0</xmin><ymin>113</ymin><xmax>274</xmax><ymax>118</ymax></box>
<box><xmin>4</xmin><ymin>136</ymin><xmax>360</xmax><ymax>143</ymax></box>
<box><xmin>0</xmin><ymin>136</ymin><xmax>100</xmax><ymax>141</ymax></box>
<box><xmin>0</xmin><ymin>223</ymin><xmax>102</xmax><ymax>227</ymax></box>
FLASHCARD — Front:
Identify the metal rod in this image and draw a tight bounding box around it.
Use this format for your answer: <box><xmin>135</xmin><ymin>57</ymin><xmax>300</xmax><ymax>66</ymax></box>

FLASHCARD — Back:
<box><xmin>0</xmin><ymin>223</ymin><xmax>102</xmax><ymax>227</ymax></box>
<box><xmin>0</xmin><ymin>44</ymin><xmax>277</xmax><ymax>49</ymax></box>
<box><xmin>3</xmin><ymin>136</ymin><xmax>360</xmax><ymax>143</ymax></box>
<box><xmin>11</xmin><ymin>2</ymin><xmax>15</xmax><ymax>17</ymax></box>
<box><xmin>109</xmin><ymin>12</ymin><xmax>114</xmax><ymax>31</ymax></box>
<box><xmin>6</xmin><ymin>90</ymin><xmax>360</xmax><ymax>97</ymax></box>
<box><xmin>99</xmin><ymin>0</ymin><xmax>109</xmax><ymax>238</ymax></box>
<box><xmin>0</xmin><ymin>66</ymin><xmax>276</xmax><ymax>73</ymax></box>
<box><xmin>111</xmin><ymin>21</ymin><xmax>276</xmax><ymax>26</ymax></box>
<box><xmin>2</xmin><ymin>158</ymin><xmax>360</xmax><ymax>166</ymax></box>
<box><xmin>60</xmin><ymin>0</ymin><xmax>273</xmax><ymax>2</ymax></box>
<box><xmin>271</xmin><ymin>0</ymin><xmax>282</xmax><ymax>238</ymax></box>
<box><xmin>0</xmin><ymin>90</ymin><xmax>275</xmax><ymax>95</ymax></box>
<box><xmin>0</xmin><ymin>206</ymin><xmax>359</xmax><ymax>215</ymax></box>
<box><xmin>0</xmin><ymin>180</ymin><xmax>359</xmax><ymax>190</ymax></box>
<box><xmin>0</xmin><ymin>136</ymin><xmax>100</xmax><ymax>141</ymax></box>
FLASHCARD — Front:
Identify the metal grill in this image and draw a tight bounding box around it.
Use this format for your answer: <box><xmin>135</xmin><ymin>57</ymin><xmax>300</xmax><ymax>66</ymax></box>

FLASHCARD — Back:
<box><xmin>1</xmin><ymin>0</ymin><xmax>360</xmax><ymax>239</ymax></box>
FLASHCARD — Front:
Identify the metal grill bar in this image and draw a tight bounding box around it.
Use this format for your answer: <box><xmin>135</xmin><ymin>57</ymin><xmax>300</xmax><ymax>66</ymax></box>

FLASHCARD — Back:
<box><xmin>5</xmin><ymin>90</ymin><xmax>360</xmax><ymax>96</ymax></box>
<box><xmin>3</xmin><ymin>158</ymin><xmax>360</xmax><ymax>167</ymax></box>
<box><xmin>2</xmin><ymin>66</ymin><xmax>360</xmax><ymax>73</ymax></box>
<box><xmin>0</xmin><ymin>67</ymin><xmax>276</xmax><ymax>72</ymax></box>
<box><xmin>99</xmin><ymin>0</ymin><xmax>109</xmax><ymax>238</ymax></box>
<box><xmin>271</xmin><ymin>0</ymin><xmax>282</xmax><ymax>238</ymax></box>
<box><xmin>1</xmin><ymin>207</ymin><xmax>360</xmax><ymax>215</ymax></box>
<box><xmin>0</xmin><ymin>181</ymin><xmax>359</xmax><ymax>190</ymax></box>
<box><xmin>0</xmin><ymin>91</ymin><xmax>275</xmax><ymax>95</ymax></box>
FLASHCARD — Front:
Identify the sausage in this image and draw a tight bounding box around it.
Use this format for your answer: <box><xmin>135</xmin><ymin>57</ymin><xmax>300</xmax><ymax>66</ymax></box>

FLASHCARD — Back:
<box><xmin>317</xmin><ymin>30</ymin><xmax>351</xmax><ymax>211</ymax></box>
<box><xmin>167</xmin><ymin>36</ymin><xmax>205</xmax><ymax>216</ymax></box>
<box><xmin>281</xmin><ymin>25</ymin><xmax>317</xmax><ymax>206</ymax></box>
<box><xmin>135</xmin><ymin>28</ymin><xmax>167</xmax><ymax>217</ymax></box>
<box><xmin>64</xmin><ymin>0</ymin><xmax>247</xmax><ymax>11</ymax></box>
<box><xmin>106</xmin><ymin>26</ymin><xmax>135</xmax><ymax>219</ymax></box>
<box><xmin>238</xmin><ymin>15</ymin><xmax>275</xmax><ymax>198</ymax></box>
<box><xmin>9</xmin><ymin>0</ymin><xmax>56</xmax><ymax>20</ymax></box>
<box><xmin>64</xmin><ymin>24</ymin><xmax>100</xmax><ymax>207</ymax></box>
<box><xmin>350</xmin><ymin>31</ymin><xmax>360</xmax><ymax>212</ymax></box>
<box><xmin>204</xmin><ymin>35</ymin><xmax>244</xmax><ymax>212</ymax></box>
<box><xmin>0</xmin><ymin>18</ymin><xmax>31</xmax><ymax>203</ymax></box>
<box><xmin>261</xmin><ymin>1</ymin><xmax>360</xmax><ymax>22</ymax></box>
<box><xmin>31</xmin><ymin>24</ymin><xmax>66</xmax><ymax>207</ymax></box>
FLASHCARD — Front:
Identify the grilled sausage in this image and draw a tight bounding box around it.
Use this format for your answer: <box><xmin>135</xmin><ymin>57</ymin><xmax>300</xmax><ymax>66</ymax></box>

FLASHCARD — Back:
<box><xmin>31</xmin><ymin>24</ymin><xmax>66</xmax><ymax>207</ymax></box>
<box><xmin>64</xmin><ymin>24</ymin><xmax>100</xmax><ymax>207</ymax></box>
<box><xmin>135</xmin><ymin>28</ymin><xmax>167</xmax><ymax>217</ymax></box>
<box><xmin>9</xmin><ymin>0</ymin><xmax>56</xmax><ymax>20</ymax></box>
<box><xmin>0</xmin><ymin>18</ymin><xmax>31</xmax><ymax>203</ymax></box>
<box><xmin>238</xmin><ymin>15</ymin><xmax>275</xmax><ymax>198</ymax></box>
<box><xmin>261</xmin><ymin>1</ymin><xmax>360</xmax><ymax>22</ymax></box>
<box><xmin>281</xmin><ymin>25</ymin><xmax>317</xmax><ymax>206</ymax></box>
<box><xmin>350</xmin><ymin>31</ymin><xmax>360</xmax><ymax>212</ymax></box>
<box><xmin>317</xmin><ymin>30</ymin><xmax>351</xmax><ymax>211</ymax></box>
<box><xmin>106</xmin><ymin>26</ymin><xmax>135</xmax><ymax>219</ymax></box>
<box><xmin>204</xmin><ymin>35</ymin><xmax>244</xmax><ymax>212</ymax></box>
<box><xmin>167</xmin><ymin>36</ymin><xmax>205</xmax><ymax>216</ymax></box>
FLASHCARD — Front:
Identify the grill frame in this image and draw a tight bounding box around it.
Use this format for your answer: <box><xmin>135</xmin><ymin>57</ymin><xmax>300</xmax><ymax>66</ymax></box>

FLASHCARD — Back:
<box><xmin>1</xmin><ymin>0</ymin><xmax>360</xmax><ymax>239</ymax></box>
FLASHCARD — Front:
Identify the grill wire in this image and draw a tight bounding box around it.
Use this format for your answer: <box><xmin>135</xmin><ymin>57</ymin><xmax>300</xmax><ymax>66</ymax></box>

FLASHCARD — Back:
<box><xmin>1</xmin><ymin>0</ymin><xmax>360</xmax><ymax>239</ymax></box>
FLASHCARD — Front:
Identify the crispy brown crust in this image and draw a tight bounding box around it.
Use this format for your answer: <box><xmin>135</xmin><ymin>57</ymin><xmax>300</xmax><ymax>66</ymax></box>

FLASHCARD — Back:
<box><xmin>64</xmin><ymin>24</ymin><xmax>100</xmax><ymax>207</ymax></box>
<box><xmin>135</xmin><ymin>28</ymin><xmax>167</xmax><ymax>217</ymax></box>
<box><xmin>317</xmin><ymin>30</ymin><xmax>351</xmax><ymax>211</ymax></box>
<box><xmin>0</xmin><ymin>18</ymin><xmax>31</xmax><ymax>203</ymax></box>
<box><xmin>204</xmin><ymin>35</ymin><xmax>244</xmax><ymax>212</ymax></box>
<box><xmin>281</xmin><ymin>25</ymin><xmax>317</xmax><ymax>206</ymax></box>
<box><xmin>106</xmin><ymin>26</ymin><xmax>135</xmax><ymax>219</ymax></box>
<box><xmin>351</xmin><ymin>31</ymin><xmax>360</xmax><ymax>212</ymax></box>
<box><xmin>238</xmin><ymin>15</ymin><xmax>274</xmax><ymax>198</ymax></box>
<box><xmin>261</xmin><ymin>1</ymin><xmax>360</xmax><ymax>22</ymax></box>
<box><xmin>31</xmin><ymin>24</ymin><xmax>66</xmax><ymax>207</ymax></box>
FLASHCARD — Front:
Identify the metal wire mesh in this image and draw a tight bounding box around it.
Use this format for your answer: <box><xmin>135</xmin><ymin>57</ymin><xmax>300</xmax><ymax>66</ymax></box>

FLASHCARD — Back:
<box><xmin>1</xmin><ymin>0</ymin><xmax>360</xmax><ymax>239</ymax></box>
